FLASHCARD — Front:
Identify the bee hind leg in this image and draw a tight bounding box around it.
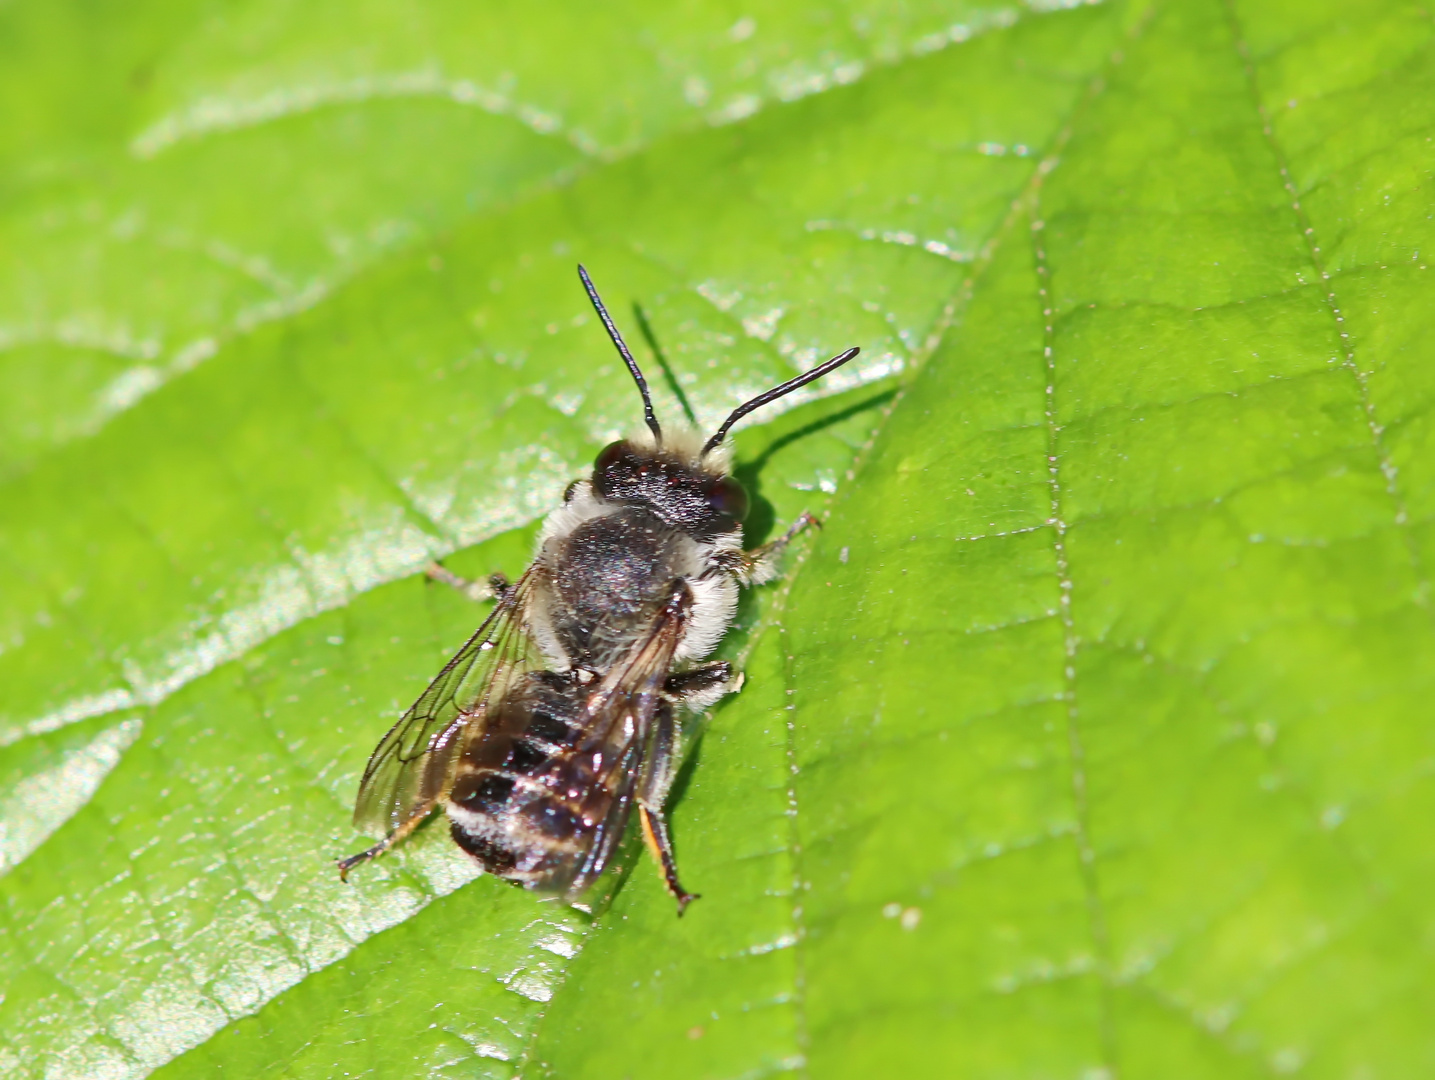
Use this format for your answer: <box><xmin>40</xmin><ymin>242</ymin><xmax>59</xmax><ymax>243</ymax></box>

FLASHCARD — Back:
<box><xmin>640</xmin><ymin>805</ymin><xmax>699</xmax><ymax>915</ymax></box>
<box><xmin>336</xmin><ymin>840</ymin><xmax>387</xmax><ymax>881</ymax></box>
<box><xmin>337</xmin><ymin>803</ymin><xmax>435</xmax><ymax>881</ymax></box>
<box><xmin>638</xmin><ymin>703</ymin><xmax>700</xmax><ymax>914</ymax></box>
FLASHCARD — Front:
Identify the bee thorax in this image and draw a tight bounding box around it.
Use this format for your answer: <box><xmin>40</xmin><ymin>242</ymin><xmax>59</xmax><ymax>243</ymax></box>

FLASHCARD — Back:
<box><xmin>544</xmin><ymin>505</ymin><xmax>704</xmax><ymax>667</ymax></box>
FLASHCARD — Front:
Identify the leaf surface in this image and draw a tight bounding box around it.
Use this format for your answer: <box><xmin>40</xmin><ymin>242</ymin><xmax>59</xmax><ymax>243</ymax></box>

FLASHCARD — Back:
<box><xmin>1</xmin><ymin>1</ymin><xmax>1432</xmax><ymax>1077</ymax></box>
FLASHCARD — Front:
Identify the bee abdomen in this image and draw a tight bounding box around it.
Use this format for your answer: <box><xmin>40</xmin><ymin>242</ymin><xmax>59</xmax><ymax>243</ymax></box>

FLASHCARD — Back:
<box><xmin>447</xmin><ymin>820</ymin><xmax>518</xmax><ymax>873</ymax></box>
<box><xmin>445</xmin><ymin>688</ymin><xmax>616</xmax><ymax>886</ymax></box>
<box><xmin>447</xmin><ymin>759</ymin><xmax>613</xmax><ymax>885</ymax></box>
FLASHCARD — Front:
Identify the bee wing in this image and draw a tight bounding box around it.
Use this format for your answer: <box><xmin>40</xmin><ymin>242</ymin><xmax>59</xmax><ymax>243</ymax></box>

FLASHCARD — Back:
<box><xmin>553</xmin><ymin>584</ymin><xmax>693</xmax><ymax>897</ymax></box>
<box><xmin>352</xmin><ymin>568</ymin><xmax>543</xmax><ymax>836</ymax></box>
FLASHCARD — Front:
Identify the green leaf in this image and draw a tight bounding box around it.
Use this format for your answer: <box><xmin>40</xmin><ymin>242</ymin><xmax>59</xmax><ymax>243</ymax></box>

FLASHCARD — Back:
<box><xmin>2</xmin><ymin>0</ymin><xmax>1432</xmax><ymax>1077</ymax></box>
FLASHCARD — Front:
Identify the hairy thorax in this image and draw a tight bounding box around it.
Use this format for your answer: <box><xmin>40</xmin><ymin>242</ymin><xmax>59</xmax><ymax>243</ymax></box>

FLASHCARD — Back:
<box><xmin>544</xmin><ymin>506</ymin><xmax>700</xmax><ymax>668</ymax></box>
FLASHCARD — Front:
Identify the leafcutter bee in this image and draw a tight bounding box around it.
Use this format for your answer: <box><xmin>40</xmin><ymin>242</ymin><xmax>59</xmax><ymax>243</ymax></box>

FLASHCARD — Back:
<box><xmin>338</xmin><ymin>265</ymin><xmax>859</xmax><ymax>912</ymax></box>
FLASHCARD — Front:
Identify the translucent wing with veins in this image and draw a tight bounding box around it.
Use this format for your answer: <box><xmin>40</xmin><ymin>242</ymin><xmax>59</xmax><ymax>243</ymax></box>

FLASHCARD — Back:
<box><xmin>351</xmin><ymin>568</ymin><xmax>543</xmax><ymax>837</ymax></box>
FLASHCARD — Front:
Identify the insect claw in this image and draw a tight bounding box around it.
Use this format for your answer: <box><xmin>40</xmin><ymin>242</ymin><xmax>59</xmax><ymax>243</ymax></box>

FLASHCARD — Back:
<box><xmin>337</xmin><ymin>828</ymin><xmax>412</xmax><ymax>882</ymax></box>
<box><xmin>675</xmin><ymin>891</ymin><xmax>701</xmax><ymax>917</ymax></box>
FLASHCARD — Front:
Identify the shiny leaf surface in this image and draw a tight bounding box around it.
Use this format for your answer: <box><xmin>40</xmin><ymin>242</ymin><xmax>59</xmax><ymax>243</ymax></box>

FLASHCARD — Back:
<box><xmin>2</xmin><ymin>0</ymin><xmax>1432</xmax><ymax>1077</ymax></box>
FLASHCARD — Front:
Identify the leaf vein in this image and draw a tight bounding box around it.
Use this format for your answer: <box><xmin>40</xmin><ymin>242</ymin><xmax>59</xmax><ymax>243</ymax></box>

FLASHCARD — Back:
<box><xmin>1221</xmin><ymin>0</ymin><xmax>1434</xmax><ymax>617</ymax></box>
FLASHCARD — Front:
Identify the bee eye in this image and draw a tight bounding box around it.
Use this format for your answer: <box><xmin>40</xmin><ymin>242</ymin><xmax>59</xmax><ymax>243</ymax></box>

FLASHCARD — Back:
<box><xmin>594</xmin><ymin>441</ymin><xmax>633</xmax><ymax>474</ymax></box>
<box><xmin>706</xmin><ymin>477</ymin><xmax>749</xmax><ymax>523</ymax></box>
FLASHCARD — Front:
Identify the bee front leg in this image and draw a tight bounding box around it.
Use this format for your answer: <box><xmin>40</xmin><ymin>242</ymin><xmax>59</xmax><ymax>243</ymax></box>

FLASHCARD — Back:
<box><xmin>739</xmin><ymin>511</ymin><xmax>821</xmax><ymax>585</ymax></box>
<box><xmin>638</xmin><ymin>704</ymin><xmax>700</xmax><ymax>915</ymax></box>
<box><xmin>424</xmin><ymin>561</ymin><xmax>510</xmax><ymax>603</ymax></box>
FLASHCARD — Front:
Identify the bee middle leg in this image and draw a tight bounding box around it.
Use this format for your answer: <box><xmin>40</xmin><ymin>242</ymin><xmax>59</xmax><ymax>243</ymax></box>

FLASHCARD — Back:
<box><xmin>664</xmin><ymin>661</ymin><xmax>735</xmax><ymax>710</ymax></box>
<box><xmin>424</xmin><ymin>561</ymin><xmax>510</xmax><ymax>603</ymax></box>
<box><xmin>639</xmin><ymin>704</ymin><xmax>699</xmax><ymax>914</ymax></box>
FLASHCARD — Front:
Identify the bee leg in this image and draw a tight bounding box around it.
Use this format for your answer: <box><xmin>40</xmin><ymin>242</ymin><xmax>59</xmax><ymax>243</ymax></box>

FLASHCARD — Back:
<box><xmin>640</xmin><ymin>806</ymin><xmax>699</xmax><ymax>915</ymax></box>
<box><xmin>424</xmin><ymin>561</ymin><xmax>510</xmax><ymax>603</ymax></box>
<box><xmin>638</xmin><ymin>705</ymin><xmax>700</xmax><ymax>914</ymax></box>
<box><xmin>336</xmin><ymin>803</ymin><xmax>435</xmax><ymax>881</ymax></box>
<box><xmin>739</xmin><ymin>511</ymin><xmax>821</xmax><ymax>585</ymax></box>
<box><xmin>664</xmin><ymin>661</ymin><xmax>735</xmax><ymax>709</ymax></box>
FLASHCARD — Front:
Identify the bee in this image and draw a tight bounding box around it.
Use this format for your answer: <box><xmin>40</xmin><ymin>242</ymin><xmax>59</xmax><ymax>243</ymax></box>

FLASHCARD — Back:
<box><xmin>338</xmin><ymin>265</ymin><xmax>859</xmax><ymax>913</ymax></box>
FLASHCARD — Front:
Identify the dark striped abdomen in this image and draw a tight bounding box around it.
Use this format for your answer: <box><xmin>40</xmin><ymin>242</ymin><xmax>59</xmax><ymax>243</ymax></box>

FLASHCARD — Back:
<box><xmin>443</xmin><ymin>670</ymin><xmax>633</xmax><ymax>895</ymax></box>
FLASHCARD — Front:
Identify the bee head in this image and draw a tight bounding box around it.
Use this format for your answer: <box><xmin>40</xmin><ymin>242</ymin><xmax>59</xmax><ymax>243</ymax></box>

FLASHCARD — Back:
<box><xmin>591</xmin><ymin>437</ymin><xmax>748</xmax><ymax>538</ymax></box>
<box><xmin>576</xmin><ymin>264</ymin><xmax>859</xmax><ymax>535</ymax></box>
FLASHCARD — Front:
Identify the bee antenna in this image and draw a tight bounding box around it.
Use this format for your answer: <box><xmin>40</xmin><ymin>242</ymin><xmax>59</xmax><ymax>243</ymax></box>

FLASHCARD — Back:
<box><xmin>578</xmin><ymin>265</ymin><xmax>662</xmax><ymax>443</ymax></box>
<box><xmin>701</xmin><ymin>346</ymin><xmax>860</xmax><ymax>457</ymax></box>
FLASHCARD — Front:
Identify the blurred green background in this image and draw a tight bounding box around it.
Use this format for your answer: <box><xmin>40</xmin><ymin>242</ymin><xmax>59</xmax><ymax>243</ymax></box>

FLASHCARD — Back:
<box><xmin>1</xmin><ymin>0</ymin><xmax>1432</xmax><ymax>1076</ymax></box>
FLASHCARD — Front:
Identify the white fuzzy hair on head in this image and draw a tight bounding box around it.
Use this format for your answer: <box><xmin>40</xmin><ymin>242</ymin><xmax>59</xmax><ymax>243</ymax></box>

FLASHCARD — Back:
<box><xmin>624</xmin><ymin>425</ymin><xmax>734</xmax><ymax>475</ymax></box>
